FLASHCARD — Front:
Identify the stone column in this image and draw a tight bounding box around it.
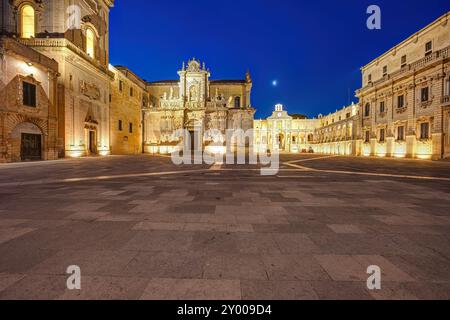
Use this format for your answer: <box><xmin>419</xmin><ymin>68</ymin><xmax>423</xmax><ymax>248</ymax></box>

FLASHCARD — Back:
<box><xmin>386</xmin><ymin>136</ymin><xmax>395</xmax><ymax>157</ymax></box>
<box><xmin>431</xmin><ymin>132</ymin><xmax>443</xmax><ymax>160</ymax></box>
<box><xmin>406</xmin><ymin>134</ymin><xmax>416</xmax><ymax>158</ymax></box>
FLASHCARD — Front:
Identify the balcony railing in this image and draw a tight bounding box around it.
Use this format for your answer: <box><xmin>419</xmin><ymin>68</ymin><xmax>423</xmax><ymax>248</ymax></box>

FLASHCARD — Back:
<box><xmin>442</xmin><ymin>95</ymin><xmax>450</xmax><ymax>104</ymax></box>
<box><xmin>18</xmin><ymin>37</ymin><xmax>114</xmax><ymax>78</ymax></box>
<box><xmin>359</xmin><ymin>45</ymin><xmax>450</xmax><ymax>93</ymax></box>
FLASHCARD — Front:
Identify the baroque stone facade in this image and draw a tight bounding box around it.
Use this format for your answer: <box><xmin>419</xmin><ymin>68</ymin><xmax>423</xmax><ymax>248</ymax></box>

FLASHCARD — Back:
<box><xmin>356</xmin><ymin>12</ymin><xmax>450</xmax><ymax>160</ymax></box>
<box><xmin>1</xmin><ymin>2</ymin><xmax>449</xmax><ymax>162</ymax></box>
<box><xmin>0</xmin><ymin>37</ymin><xmax>59</xmax><ymax>162</ymax></box>
<box><xmin>1</xmin><ymin>0</ymin><xmax>114</xmax><ymax>159</ymax></box>
<box><xmin>254</xmin><ymin>103</ymin><xmax>359</xmax><ymax>156</ymax></box>
<box><xmin>256</xmin><ymin>12</ymin><xmax>450</xmax><ymax>160</ymax></box>
<box><xmin>143</xmin><ymin>59</ymin><xmax>255</xmax><ymax>153</ymax></box>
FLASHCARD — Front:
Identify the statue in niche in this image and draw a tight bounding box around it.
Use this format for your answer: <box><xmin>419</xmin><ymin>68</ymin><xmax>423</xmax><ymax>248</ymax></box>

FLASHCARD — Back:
<box><xmin>189</xmin><ymin>85</ymin><xmax>198</xmax><ymax>102</ymax></box>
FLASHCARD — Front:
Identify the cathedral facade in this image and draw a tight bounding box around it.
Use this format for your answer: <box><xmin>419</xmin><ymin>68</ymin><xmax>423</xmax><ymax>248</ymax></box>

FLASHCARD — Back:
<box><xmin>1</xmin><ymin>2</ymin><xmax>449</xmax><ymax>162</ymax></box>
<box><xmin>143</xmin><ymin>59</ymin><xmax>255</xmax><ymax>154</ymax></box>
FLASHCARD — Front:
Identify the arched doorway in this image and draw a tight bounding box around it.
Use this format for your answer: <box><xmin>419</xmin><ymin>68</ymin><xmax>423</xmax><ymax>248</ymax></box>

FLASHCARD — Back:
<box><xmin>11</xmin><ymin>122</ymin><xmax>43</xmax><ymax>161</ymax></box>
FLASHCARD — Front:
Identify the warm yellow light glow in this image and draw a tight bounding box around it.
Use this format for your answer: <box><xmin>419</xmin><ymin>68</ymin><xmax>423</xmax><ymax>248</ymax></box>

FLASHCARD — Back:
<box><xmin>68</xmin><ymin>151</ymin><xmax>83</xmax><ymax>158</ymax></box>
<box><xmin>21</xmin><ymin>5</ymin><xmax>35</xmax><ymax>39</ymax></box>
<box><xmin>205</xmin><ymin>146</ymin><xmax>226</xmax><ymax>155</ymax></box>
<box><xmin>99</xmin><ymin>150</ymin><xmax>109</xmax><ymax>156</ymax></box>
<box><xmin>86</xmin><ymin>28</ymin><xmax>95</xmax><ymax>58</ymax></box>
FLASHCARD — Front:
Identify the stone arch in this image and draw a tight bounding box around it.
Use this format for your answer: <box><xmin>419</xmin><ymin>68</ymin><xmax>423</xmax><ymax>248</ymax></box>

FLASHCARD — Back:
<box><xmin>8</xmin><ymin>120</ymin><xmax>44</xmax><ymax>162</ymax></box>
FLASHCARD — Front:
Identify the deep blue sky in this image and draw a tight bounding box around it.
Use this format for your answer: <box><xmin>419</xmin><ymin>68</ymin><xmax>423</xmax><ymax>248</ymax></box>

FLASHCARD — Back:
<box><xmin>110</xmin><ymin>0</ymin><xmax>450</xmax><ymax>118</ymax></box>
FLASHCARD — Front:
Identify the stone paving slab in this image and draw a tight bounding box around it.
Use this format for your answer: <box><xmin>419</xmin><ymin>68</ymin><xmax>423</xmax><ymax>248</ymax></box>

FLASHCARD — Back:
<box><xmin>0</xmin><ymin>155</ymin><xmax>449</xmax><ymax>300</ymax></box>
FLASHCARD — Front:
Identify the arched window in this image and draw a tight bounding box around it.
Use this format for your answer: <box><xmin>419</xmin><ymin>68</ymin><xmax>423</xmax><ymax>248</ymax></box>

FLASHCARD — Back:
<box><xmin>234</xmin><ymin>96</ymin><xmax>241</xmax><ymax>108</ymax></box>
<box><xmin>86</xmin><ymin>28</ymin><xmax>95</xmax><ymax>58</ymax></box>
<box><xmin>21</xmin><ymin>5</ymin><xmax>35</xmax><ymax>38</ymax></box>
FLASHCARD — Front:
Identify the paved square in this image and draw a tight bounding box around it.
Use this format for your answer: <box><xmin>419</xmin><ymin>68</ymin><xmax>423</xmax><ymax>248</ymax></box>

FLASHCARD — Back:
<box><xmin>0</xmin><ymin>154</ymin><xmax>450</xmax><ymax>300</ymax></box>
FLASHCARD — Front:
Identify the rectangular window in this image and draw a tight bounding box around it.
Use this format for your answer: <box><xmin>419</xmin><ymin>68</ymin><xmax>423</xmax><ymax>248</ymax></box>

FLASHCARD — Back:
<box><xmin>23</xmin><ymin>82</ymin><xmax>36</xmax><ymax>107</ymax></box>
<box><xmin>421</xmin><ymin>87</ymin><xmax>429</xmax><ymax>102</ymax></box>
<box><xmin>401</xmin><ymin>55</ymin><xmax>407</xmax><ymax>68</ymax></box>
<box><xmin>425</xmin><ymin>41</ymin><xmax>432</xmax><ymax>56</ymax></box>
<box><xmin>109</xmin><ymin>94</ymin><xmax>112</xmax><ymax>103</ymax></box>
<box><xmin>364</xmin><ymin>104</ymin><xmax>370</xmax><ymax>117</ymax></box>
<box><xmin>365</xmin><ymin>131</ymin><xmax>370</xmax><ymax>143</ymax></box>
<box><xmin>397</xmin><ymin>95</ymin><xmax>405</xmax><ymax>109</ymax></box>
<box><xmin>118</xmin><ymin>120</ymin><xmax>123</xmax><ymax>131</ymax></box>
<box><xmin>379</xmin><ymin>101</ymin><xmax>385</xmax><ymax>113</ymax></box>
<box><xmin>119</xmin><ymin>81</ymin><xmax>123</xmax><ymax>92</ymax></box>
<box><xmin>368</xmin><ymin>74</ymin><xmax>372</xmax><ymax>83</ymax></box>
<box><xmin>383</xmin><ymin>66</ymin><xmax>387</xmax><ymax>77</ymax></box>
<box><xmin>346</xmin><ymin>112</ymin><xmax>351</xmax><ymax>119</ymax></box>
<box><xmin>447</xmin><ymin>77</ymin><xmax>450</xmax><ymax>95</ymax></box>
<box><xmin>130</xmin><ymin>87</ymin><xmax>133</xmax><ymax>97</ymax></box>
<box><xmin>420</xmin><ymin>123</ymin><xmax>429</xmax><ymax>140</ymax></box>
<box><xmin>397</xmin><ymin>126</ymin><xmax>405</xmax><ymax>141</ymax></box>
<box><xmin>379</xmin><ymin>128</ymin><xmax>385</xmax><ymax>142</ymax></box>
<box><xmin>129</xmin><ymin>123</ymin><xmax>133</xmax><ymax>133</ymax></box>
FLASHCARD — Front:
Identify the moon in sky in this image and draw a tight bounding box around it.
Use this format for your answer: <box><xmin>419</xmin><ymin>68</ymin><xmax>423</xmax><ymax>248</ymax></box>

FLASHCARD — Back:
<box><xmin>272</xmin><ymin>80</ymin><xmax>278</xmax><ymax>87</ymax></box>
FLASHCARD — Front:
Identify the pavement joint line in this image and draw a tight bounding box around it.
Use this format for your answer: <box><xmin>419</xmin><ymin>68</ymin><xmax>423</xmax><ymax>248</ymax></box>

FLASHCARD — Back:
<box><xmin>284</xmin><ymin>155</ymin><xmax>339</xmax><ymax>164</ymax></box>
<box><xmin>2</xmin><ymin>164</ymin><xmax>450</xmax><ymax>187</ymax></box>
<box><xmin>283</xmin><ymin>162</ymin><xmax>450</xmax><ymax>182</ymax></box>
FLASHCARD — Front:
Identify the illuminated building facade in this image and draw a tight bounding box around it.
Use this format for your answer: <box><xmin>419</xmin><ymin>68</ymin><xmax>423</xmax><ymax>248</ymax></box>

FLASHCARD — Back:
<box><xmin>143</xmin><ymin>59</ymin><xmax>255</xmax><ymax>154</ymax></box>
<box><xmin>109</xmin><ymin>65</ymin><xmax>147</xmax><ymax>155</ymax></box>
<box><xmin>1</xmin><ymin>3</ymin><xmax>449</xmax><ymax>162</ymax></box>
<box><xmin>0</xmin><ymin>37</ymin><xmax>59</xmax><ymax>162</ymax></box>
<box><xmin>356</xmin><ymin>12</ymin><xmax>450</xmax><ymax>160</ymax></box>
<box><xmin>1</xmin><ymin>0</ymin><xmax>114</xmax><ymax>159</ymax></box>
<box><xmin>254</xmin><ymin>103</ymin><xmax>359</xmax><ymax>156</ymax></box>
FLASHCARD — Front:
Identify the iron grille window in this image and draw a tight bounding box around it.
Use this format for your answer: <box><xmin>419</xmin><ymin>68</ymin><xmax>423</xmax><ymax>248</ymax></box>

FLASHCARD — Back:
<box><xmin>118</xmin><ymin>120</ymin><xmax>123</xmax><ymax>131</ymax></box>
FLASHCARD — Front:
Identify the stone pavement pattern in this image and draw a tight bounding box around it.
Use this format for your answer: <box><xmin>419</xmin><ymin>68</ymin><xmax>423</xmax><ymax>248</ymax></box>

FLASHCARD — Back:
<box><xmin>0</xmin><ymin>155</ymin><xmax>450</xmax><ymax>300</ymax></box>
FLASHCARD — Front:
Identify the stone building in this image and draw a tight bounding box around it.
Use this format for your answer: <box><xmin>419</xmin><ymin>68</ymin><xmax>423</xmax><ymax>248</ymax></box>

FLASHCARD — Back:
<box><xmin>109</xmin><ymin>65</ymin><xmax>147</xmax><ymax>155</ymax></box>
<box><xmin>1</xmin><ymin>0</ymin><xmax>115</xmax><ymax>158</ymax></box>
<box><xmin>314</xmin><ymin>103</ymin><xmax>360</xmax><ymax>156</ymax></box>
<box><xmin>254</xmin><ymin>103</ymin><xmax>359</xmax><ymax>155</ymax></box>
<box><xmin>0</xmin><ymin>37</ymin><xmax>59</xmax><ymax>162</ymax></box>
<box><xmin>356</xmin><ymin>11</ymin><xmax>450</xmax><ymax>159</ymax></box>
<box><xmin>143</xmin><ymin>59</ymin><xmax>255</xmax><ymax>154</ymax></box>
<box><xmin>254</xmin><ymin>104</ymin><xmax>318</xmax><ymax>153</ymax></box>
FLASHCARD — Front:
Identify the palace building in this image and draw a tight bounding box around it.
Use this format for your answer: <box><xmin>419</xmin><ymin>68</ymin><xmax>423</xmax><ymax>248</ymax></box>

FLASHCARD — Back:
<box><xmin>356</xmin><ymin>12</ymin><xmax>450</xmax><ymax>160</ymax></box>
<box><xmin>254</xmin><ymin>103</ymin><xmax>359</xmax><ymax>156</ymax></box>
<box><xmin>0</xmin><ymin>1</ymin><xmax>449</xmax><ymax>162</ymax></box>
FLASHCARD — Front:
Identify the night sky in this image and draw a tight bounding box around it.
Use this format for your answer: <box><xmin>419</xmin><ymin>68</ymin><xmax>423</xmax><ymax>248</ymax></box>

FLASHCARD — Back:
<box><xmin>109</xmin><ymin>0</ymin><xmax>450</xmax><ymax>119</ymax></box>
